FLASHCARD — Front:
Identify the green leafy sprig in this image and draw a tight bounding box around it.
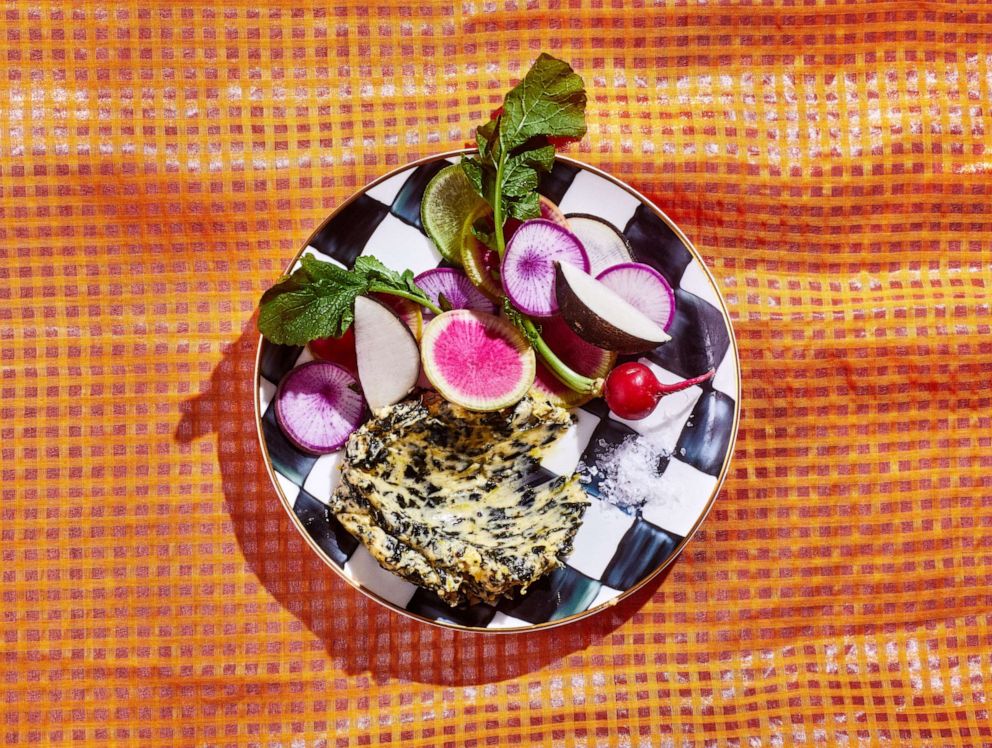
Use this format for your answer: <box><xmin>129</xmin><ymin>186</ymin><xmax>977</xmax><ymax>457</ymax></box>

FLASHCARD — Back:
<box><xmin>258</xmin><ymin>255</ymin><xmax>442</xmax><ymax>346</ymax></box>
<box><xmin>461</xmin><ymin>54</ymin><xmax>587</xmax><ymax>257</ymax></box>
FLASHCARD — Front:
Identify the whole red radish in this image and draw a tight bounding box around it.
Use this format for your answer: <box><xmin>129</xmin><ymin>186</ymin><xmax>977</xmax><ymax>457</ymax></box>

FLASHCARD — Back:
<box><xmin>604</xmin><ymin>362</ymin><xmax>715</xmax><ymax>420</ymax></box>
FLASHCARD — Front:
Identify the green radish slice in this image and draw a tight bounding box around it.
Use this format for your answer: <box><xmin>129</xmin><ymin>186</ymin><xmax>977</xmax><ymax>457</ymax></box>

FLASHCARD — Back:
<box><xmin>421</xmin><ymin>164</ymin><xmax>487</xmax><ymax>264</ymax></box>
<box><xmin>421</xmin><ymin>310</ymin><xmax>536</xmax><ymax>411</ymax></box>
<box><xmin>274</xmin><ymin>361</ymin><xmax>366</xmax><ymax>454</ymax></box>
<box><xmin>530</xmin><ymin>316</ymin><xmax>616</xmax><ymax>408</ymax></box>
<box><xmin>459</xmin><ymin>203</ymin><xmax>504</xmax><ymax>302</ymax></box>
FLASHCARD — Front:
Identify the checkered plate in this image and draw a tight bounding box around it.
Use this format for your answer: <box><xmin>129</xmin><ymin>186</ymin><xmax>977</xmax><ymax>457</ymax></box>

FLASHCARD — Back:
<box><xmin>254</xmin><ymin>152</ymin><xmax>740</xmax><ymax>632</ymax></box>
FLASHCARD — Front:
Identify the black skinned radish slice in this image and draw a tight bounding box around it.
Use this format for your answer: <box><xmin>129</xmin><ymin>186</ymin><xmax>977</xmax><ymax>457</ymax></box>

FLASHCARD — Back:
<box><xmin>501</xmin><ymin>219</ymin><xmax>589</xmax><ymax>318</ymax></box>
<box><xmin>596</xmin><ymin>262</ymin><xmax>675</xmax><ymax>331</ymax></box>
<box><xmin>274</xmin><ymin>361</ymin><xmax>366</xmax><ymax>454</ymax></box>
<box><xmin>565</xmin><ymin>213</ymin><xmax>634</xmax><ymax>276</ymax></box>
<box><xmin>555</xmin><ymin>262</ymin><xmax>671</xmax><ymax>354</ymax></box>
<box><xmin>421</xmin><ymin>309</ymin><xmax>535</xmax><ymax>411</ymax></box>
<box><xmin>353</xmin><ymin>295</ymin><xmax>421</xmax><ymax>411</ymax></box>
<box><xmin>530</xmin><ymin>315</ymin><xmax>616</xmax><ymax>408</ymax></box>
<box><xmin>413</xmin><ymin>267</ymin><xmax>499</xmax><ymax>322</ymax></box>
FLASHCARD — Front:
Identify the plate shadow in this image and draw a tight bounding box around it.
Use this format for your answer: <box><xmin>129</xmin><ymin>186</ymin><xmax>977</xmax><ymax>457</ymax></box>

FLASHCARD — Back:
<box><xmin>174</xmin><ymin>320</ymin><xmax>674</xmax><ymax>686</ymax></box>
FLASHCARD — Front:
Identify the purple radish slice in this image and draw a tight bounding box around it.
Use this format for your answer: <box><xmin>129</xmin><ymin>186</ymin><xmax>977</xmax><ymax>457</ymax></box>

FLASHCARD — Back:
<box><xmin>421</xmin><ymin>309</ymin><xmax>536</xmax><ymax>411</ymax></box>
<box><xmin>413</xmin><ymin>267</ymin><xmax>499</xmax><ymax>322</ymax></box>
<box><xmin>353</xmin><ymin>295</ymin><xmax>421</xmax><ymax>411</ymax></box>
<box><xmin>555</xmin><ymin>262</ymin><xmax>671</xmax><ymax>354</ymax></box>
<box><xmin>501</xmin><ymin>219</ymin><xmax>589</xmax><ymax>318</ymax></box>
<box><xmin>530</xmin><ymin>316</ymin><xmax>616</xmax><ymax>408</ymax></box>
<box><xmin>274</xmin><ymin>361</ymin><xmax>366</xmax><ymax>455</ymax></box>
<box><xmin>596</xmin><ymin>262</ymin><xmax>676</xmax><ymax>331</ymax></box>
<box><xmin>565</xmin><ymin>213</ymin><xmax>634</xmax><ymax>276</ymax></box>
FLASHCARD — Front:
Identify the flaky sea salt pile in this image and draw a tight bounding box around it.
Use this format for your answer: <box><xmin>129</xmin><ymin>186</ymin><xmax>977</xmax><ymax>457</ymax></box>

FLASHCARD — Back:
<box><xmin>578</xmin><ymin>433</ymin><xmax>676</xmax><ymax>511</ymax></box>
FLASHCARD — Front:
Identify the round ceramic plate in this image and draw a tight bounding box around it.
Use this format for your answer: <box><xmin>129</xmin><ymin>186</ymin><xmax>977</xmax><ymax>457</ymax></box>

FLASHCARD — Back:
<box><xmin>255</xmin><ymin>151</ymin><xmax>740</xmax><ymax>632</ymax></box>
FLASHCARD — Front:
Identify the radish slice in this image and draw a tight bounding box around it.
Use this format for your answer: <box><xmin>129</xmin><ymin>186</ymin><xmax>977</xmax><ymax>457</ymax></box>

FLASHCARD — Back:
<box><xmin>565</xmin><ymin>213</ymin><xmax>634</xmax><ymax>276</ymax></box>
<box><xmin>501</xmin><ymin>219</ymin><xmax>589</xmax><ymax>318</ymax></box>
<box><xmin>421</xmin><ymin>309</ymin><xmax>536</xmax><ymax>411</ymax></box>
<box><xmin>555</xmin><ymin>262</ymin><xmax>671</xmax><ymax>354</ymax></box>
<box><xmin>354</xmin><ymin>296</ymin><xmax>421</xmax><ymax>411</ymax></box>
<box><xmin>530</xmin><ymin>316</ymin><xmax>616</xmax><ymax>408</ymax></box>
<box><xmin>369</xmin><ymin>292</ymin><xmax>423</xmax><ymax>340</ymax></box>
<box><xmin>274</xmin><ymin>361</ymin><xmax>365</xmax><ymax>454</ymax></box>
<box><xmin>413</xmin><ymin>268</ymin><xmax>499</xmax><ymax>322</ymax></box>
<box><xmin>596</xmin><ymin>262</ymin><xmax>676</xmax><ymax>331</ymax></box>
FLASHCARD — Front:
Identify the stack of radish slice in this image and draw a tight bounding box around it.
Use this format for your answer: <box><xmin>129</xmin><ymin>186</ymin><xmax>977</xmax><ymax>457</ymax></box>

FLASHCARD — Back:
<box><xmin>273</xmin><ymin>203</ymin><xmax>685</xmax><ymax>454</ymax></box>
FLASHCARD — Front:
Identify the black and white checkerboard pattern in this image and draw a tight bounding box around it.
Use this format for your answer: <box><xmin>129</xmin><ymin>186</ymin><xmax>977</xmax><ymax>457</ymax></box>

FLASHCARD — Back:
<box><xmin>257</xmin><ymin>157</ymin><xmax>739</xmax><ymax>630</ymax></box>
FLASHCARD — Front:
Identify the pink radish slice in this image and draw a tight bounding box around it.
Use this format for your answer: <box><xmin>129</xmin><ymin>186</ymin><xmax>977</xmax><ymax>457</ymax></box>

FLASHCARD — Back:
<box><xmin>531</xmin><ymin>316</ymin><xmax>616</xmax><ymax>408</ymax></box>
<box><xmin>421</xmin><ymin>309</ymin><xmax>536</xmax><ymax>411</ymax></box>
<box><xmin>413</xmin><ymin>267</ymin><xmax>499</xmax><ymax>322</ymax></box>
<box><xmin>274</xmin><ymin>361</ymin><xmax>366</xmax><ymax>454</ymax></box>
<box><xmin>501</xmin><ymin>219</ymin><xmax>589</xmax><ymax>318</ymax></box>
<box><xmin>596</xmin><ymin>262</ymin><xmax>676</xmax><ymax>331</ymax></box>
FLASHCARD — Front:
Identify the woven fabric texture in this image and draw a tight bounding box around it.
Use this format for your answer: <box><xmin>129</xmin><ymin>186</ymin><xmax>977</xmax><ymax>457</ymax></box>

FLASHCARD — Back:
<box><xmin>3</xmin><ymin>2</ymin><xmax>991</xmax><ymax>746</ymax></box>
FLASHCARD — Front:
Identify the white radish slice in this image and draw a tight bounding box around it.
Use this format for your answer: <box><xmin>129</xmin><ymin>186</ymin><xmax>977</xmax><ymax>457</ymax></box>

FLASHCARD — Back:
<box><xmin>555</xmin><ymin>262</ymin><xmax>671</xmax><ymax>354</ymax></box>
<box><xmin>274</xmin><ymin>361</ymin><xmax>365</xmax><ymax>454</ymax></box>
<box><xmin>353</xmin><ymin>295</ymin><xmax>421</xmax><ymax>411</ymax></box>
<box><xmin>501</xmin><ymin>219</ymin><xmax>589</xmax><ymax>318</ymax></box>
<box><xmin>596</xmin><ymin>262</ymin><xmax>676</xmax><ymax>331</ymax></box>
<box><xmin>421</xmin><ymin>309</ymin><xmax>535</xmax><ymax>411</ymax></box>
<box><xmin>565</xmin><ymin>213</ymin><xmax>634</xmax><ymax>276</ymax></box>
<box><xmin>413</xmin><ymin>267</ymin><xmax>499</xmax><ymax>322</ymax></box>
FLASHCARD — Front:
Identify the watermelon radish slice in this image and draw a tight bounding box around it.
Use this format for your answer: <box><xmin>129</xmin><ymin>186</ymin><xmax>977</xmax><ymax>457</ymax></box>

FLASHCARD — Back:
<box><xmin>413</xmin><ymin>268</ymin><xmax>499</xmax><ymax>322</ymax></box>
<box><xmin>421</xmin><ymin>309</ymin><xmax>536</xmax><ymax>411</ymax></box>
<box><xmin>307</xmin><ymin>327</ymin><xmax>358</xmax><ymax>375</ymax></box>
<box><xmin>530</xmin><ymin>316</ymin><xmax>616</xmax><ymax>408</ymax></box>
<box><xmin>565</xmin><ymin>214</ymin><xmax>634</xmax><ymax>276</ymax></box>
<box><xmin>274</xmin><ymin>361</ymin><xmax>366</xmax><ymax>455</ymax></box>
<box><xmin>596</xmin><ymin>262</ymin><xmax>676</xmax><ymax>331</ymax></box>
<box><xmin>501</xmin><ymin>219</ymin><xmax>589</xmax><ymax>318</ymax></box>
<box><xmin>369</xmin><ymin>292</ymin><xmax>423</xmax><ymax>340</ymax></box>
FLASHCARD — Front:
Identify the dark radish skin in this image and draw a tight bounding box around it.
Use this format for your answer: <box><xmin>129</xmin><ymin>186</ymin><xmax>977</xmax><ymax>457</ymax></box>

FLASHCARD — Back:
<box><xmin>604</xmin><ymin>362</ymin><xmax>715</xmax><ymax>420</ymax></box>
<box><xmin>554</xmin><ymin>261</ymin><xmax>670</xmax><ymax>354</ymax></box>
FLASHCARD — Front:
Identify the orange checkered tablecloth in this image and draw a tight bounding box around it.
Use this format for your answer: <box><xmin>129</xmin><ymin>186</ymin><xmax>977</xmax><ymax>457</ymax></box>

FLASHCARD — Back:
<box><xmin>3</xmin><ymin>1</ymin><xmax>991</xmax><ymax>745</ymax></box>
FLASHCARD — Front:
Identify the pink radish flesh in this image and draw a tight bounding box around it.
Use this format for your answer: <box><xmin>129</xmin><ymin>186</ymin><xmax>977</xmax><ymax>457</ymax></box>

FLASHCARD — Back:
<box><xmin>421</xmin><ymin>310</ymin><xmax>536</xmax><ymax>411</ymax></box>
<box><xmin>274</xmin><ymin>361</ymin><xmax>366</xmax><ymax>454</ymax></box>
<box><xmin>501</xmin><ymin>219</ymin><xmax>589</xmax><ymax>317</ymax></box>
<box><xmin>595</xmin><ymin>263</ymin><xmax>676</xmax><ymax>331</ymax></box>
<box><xmin>531</xmin><ymin>316</ymin><xmax>615</xmax><ymax>408</ymax></box>
<box><xmin>414</xmin><ymin>267</ymin><xmax>499</xmax><ymax>321</ymax></box>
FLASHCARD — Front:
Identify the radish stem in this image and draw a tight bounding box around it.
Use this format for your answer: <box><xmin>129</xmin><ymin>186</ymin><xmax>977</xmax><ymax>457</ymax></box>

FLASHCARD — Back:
<box><xmin>367</xmin><ymin>285</ymin><xmax>444</xmax><ymax>316</ymax></box>
<box><xmin>656</xmin><ymin>369</ymin><xmax>714</xmax><ymax>394</ymax></box>
<box><xmin>521</xmin><ymin>317</ymin><xmax>603</xmax><ymax>396</ymax></box>
<box><xmin>493</xmin><ymin>150</ymin><xmax>508</xmax><ymax>257</ymax></box>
